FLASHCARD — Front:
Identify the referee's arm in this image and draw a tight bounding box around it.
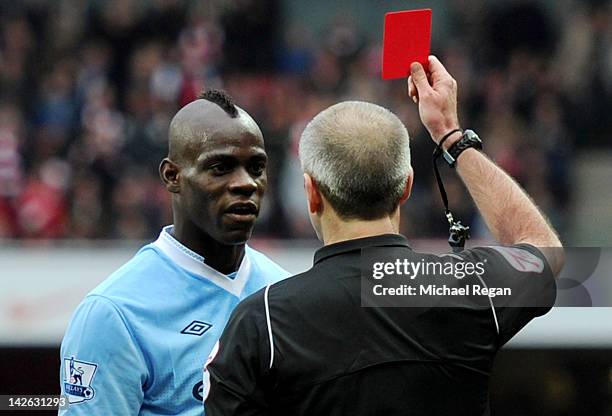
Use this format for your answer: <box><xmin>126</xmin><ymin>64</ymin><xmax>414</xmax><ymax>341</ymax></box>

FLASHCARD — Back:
<box><xmin>409</xmin><ymin>56</ymin><xmax>564</xmax><ymax>275</ymax></box>
<box><xmin>203</xmin><ymin>290</ymin><xmax>271</xmax><ymax>416</ymax></box>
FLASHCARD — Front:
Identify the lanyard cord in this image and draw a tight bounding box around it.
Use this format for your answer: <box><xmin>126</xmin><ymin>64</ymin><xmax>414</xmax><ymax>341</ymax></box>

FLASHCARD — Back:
<box><xmin>432</xmin><ymin>129</ymin><xmax>471</xmax><ymax>252</ymax></box>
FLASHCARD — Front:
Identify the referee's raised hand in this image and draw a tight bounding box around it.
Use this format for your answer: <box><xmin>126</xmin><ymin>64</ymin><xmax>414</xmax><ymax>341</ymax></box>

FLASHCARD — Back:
<box><xmin>409</xmin><ymin>56</ymin><xmax>564</xmax><ymax>275</ymax></box>
<box><xmin>408</xmin><ymin>55</ymin><xmax>461</xmax><ymax>147</ymax></box>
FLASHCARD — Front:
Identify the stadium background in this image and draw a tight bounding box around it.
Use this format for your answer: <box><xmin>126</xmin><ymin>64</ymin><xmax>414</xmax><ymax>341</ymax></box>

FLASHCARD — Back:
<box><xmin>0</xmin><ymin>0</ymin><xmax>611</xmax><ymax>414</ymax></box>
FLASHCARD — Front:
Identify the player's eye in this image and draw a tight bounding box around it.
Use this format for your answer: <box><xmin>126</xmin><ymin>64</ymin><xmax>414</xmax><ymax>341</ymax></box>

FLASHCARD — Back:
<box><xmin>250</xmin><ymin>161</ymin><xmax>266</xmax><ymax>176</ymax></box>
<box><xmin>209</xmin><ymin>162</ymin><xmax>233</xmax><ymax>175</ymax></box>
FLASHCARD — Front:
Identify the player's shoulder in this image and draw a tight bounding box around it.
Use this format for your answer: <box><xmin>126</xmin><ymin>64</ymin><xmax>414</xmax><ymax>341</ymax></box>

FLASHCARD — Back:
<box><xmin>88</xmin><ymin>243</ymin><xmax>173</xmax><ymax>300</ymax></box>
<box><xmin>64</xmin><ymin>243</ymin><xmax>179</xmax><ymax>342</ymax></box>
<box><xmin>66</xmin><ymin>292</ymin><xmax>127</xmax><ymax>331</ymax></box>
<box><xmin>245</xmin><ymin>244</ymin><xmax>291</xmax><ymax>280</ymax></box>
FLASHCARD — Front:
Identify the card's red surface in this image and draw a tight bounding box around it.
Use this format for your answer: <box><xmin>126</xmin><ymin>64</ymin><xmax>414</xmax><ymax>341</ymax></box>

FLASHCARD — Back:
<box><xmin>382</xmin><ymin>9</ymin><xmax>432</xmax><ymax>80</ymax></box>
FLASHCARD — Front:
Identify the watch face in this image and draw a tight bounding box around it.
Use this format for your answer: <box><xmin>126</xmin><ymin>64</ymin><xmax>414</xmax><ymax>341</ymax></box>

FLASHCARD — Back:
<box><xmin>464</xmin><ymin>129</ymin><xmax>481</xmax><ymax>142</ymax></box>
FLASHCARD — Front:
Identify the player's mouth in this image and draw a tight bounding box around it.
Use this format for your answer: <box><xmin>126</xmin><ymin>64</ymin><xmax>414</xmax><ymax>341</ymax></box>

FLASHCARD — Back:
<box><xmin>224</xmin><ymin>201</ymin><xmax>259</xmax><ymax>222</ymax></box>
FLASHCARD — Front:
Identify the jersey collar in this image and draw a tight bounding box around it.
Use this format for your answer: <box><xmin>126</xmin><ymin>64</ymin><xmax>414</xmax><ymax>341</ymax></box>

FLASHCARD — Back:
<box><xmin>152</xmin><ymin>225</ymin><xmax>251</xmax><ymax>297</ymax></box>
<box><xmin>314</xmin><ymin>233</ymin><xmax>411</xmax><ymax>265</ymax></box>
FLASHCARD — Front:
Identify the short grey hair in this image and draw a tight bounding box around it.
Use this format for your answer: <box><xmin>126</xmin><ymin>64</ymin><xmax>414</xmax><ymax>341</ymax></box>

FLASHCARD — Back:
<box><xmin>299</xmin><ymin>101</ymin><xmax>412</xmax><ymax>220</ymax></box>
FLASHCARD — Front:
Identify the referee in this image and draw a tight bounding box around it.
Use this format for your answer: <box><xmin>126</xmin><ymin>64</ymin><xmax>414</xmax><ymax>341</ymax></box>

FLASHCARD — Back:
<box><xmin>203</xmin><ymin>56</ymin><xmax>564</xmax><ymax>416</ymax></box>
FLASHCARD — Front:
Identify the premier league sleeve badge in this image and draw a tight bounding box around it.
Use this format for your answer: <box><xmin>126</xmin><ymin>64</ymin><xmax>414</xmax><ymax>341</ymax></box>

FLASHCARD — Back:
<box><xmin>63</xmin><ymin>357</ymin><xmax>98</xmax><ymax>404</ymax></box>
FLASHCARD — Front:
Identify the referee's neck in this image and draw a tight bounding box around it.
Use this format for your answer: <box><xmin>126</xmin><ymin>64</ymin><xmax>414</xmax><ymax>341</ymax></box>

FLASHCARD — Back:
<box><xmin>320</xmin><ymin>211</ymin><xmax>400</xmax><ymax>246</ymax></box>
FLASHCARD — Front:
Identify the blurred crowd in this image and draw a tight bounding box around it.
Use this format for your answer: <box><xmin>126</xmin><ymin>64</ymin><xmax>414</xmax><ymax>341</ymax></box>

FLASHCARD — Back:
<box><xmin>0</xmin><ymin>0</ymin><xmax>610</xmax><ymax>240</ymax></box>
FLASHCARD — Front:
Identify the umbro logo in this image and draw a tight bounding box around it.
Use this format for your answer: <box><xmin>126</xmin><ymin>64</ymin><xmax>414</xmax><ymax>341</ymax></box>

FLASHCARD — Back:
<box><xmin>181</xmin><ymin>320</ymin><xmax>212</xmax><ymax>336</ymax></box>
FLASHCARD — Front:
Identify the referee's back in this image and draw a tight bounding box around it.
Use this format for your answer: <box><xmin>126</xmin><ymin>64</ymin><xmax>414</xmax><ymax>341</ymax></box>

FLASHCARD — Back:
<box><xmin>264</xmin><ymin>237</ymin><xmax>492</xmax><ymax>416</ymax></box>
<box><xmin>205</xmin><ymin>235</ymin><xmax>555</xmax><ymax>416</ymax></box>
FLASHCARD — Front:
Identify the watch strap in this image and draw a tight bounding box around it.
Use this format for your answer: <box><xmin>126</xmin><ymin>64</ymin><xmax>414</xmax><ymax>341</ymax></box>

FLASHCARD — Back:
<box><xmin>443</xmin><ymin>130</ymin><xmax>482</xmax><ymax>167</ymax></box>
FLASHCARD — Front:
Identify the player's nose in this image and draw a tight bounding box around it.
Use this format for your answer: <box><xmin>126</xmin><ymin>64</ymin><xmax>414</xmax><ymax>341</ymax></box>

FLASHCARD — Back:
<box><xmin>228</xmin><ymin>167</ymin><xmax>257</xmax><ymax>196</ymax></box>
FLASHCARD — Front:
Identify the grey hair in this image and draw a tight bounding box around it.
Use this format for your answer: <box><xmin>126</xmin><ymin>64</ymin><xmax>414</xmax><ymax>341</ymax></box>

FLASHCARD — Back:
<box><xmin>299</xmin><ymin>101</ymin><xmax>412</xmax><ymax>220</ymax></box>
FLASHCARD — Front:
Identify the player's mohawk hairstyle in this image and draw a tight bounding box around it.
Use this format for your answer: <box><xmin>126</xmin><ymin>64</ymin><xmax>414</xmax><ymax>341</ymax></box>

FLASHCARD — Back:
<box><xmin>198</xmin><ymin>89</ymin><xmax>239</xmax><ymax>118</ymax></box>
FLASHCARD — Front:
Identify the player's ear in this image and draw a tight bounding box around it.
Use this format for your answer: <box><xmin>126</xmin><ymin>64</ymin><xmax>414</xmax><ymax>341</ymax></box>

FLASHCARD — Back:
<box><xmin>303</xmin><ymin>173</ymin><xmax>322</xmax><ymax>214</ymax></box>
<box><xmin>399</xmin><ymin>171</ymin><xmax>413</xmax><ymax>205</ymax></box>
<box><xmin>159</xmin><ymin>158</ymin><xmax>181</xmax><ymax>193</ymax></box>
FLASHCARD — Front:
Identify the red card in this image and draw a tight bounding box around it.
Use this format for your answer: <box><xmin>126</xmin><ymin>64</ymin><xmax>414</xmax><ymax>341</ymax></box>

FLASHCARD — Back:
<box><xmin>382</xmin><ymin>9</ymin><xmax>432</xmax><ymax>80</ymax></box>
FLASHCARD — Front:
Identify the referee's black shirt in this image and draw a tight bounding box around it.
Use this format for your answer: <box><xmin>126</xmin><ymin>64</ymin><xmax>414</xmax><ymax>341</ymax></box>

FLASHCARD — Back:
<box><xmin>204</xmin><ymin>234</ymin><xmax>556</xmax><ymax>416</ymax></box>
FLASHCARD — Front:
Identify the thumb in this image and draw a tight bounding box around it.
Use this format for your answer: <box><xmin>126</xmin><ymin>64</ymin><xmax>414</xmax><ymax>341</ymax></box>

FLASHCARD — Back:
<box><xmin>410</xmin><ymin>62</ymin><xmax>432</xmax><ymax>95</ymax></box>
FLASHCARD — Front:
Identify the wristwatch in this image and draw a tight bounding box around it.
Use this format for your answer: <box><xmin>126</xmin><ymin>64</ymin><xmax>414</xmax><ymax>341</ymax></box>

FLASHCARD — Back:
<box><xmin>441</xmin><ymin>129</ymin><xmax>482</xmax><ymax>167</ymax></box>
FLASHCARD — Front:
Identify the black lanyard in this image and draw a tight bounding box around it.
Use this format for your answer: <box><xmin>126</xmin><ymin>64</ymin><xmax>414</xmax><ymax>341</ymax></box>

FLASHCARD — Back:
<box><xmin>432</xmin><ymin>130</ymin><xmax>471</xmax><ymax>252</ymax></box>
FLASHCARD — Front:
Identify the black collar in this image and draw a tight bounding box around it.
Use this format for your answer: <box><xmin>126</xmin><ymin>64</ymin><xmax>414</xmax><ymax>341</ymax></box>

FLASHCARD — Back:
<box><xmin>314</xmin><ymin>234</ymin><xmax>411</xmax><ymax>265</ymax></box>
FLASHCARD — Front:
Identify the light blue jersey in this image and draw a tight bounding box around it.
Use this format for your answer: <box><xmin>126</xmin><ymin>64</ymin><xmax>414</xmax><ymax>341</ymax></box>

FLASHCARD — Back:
<box><xmin>59</xmin><ymin>226</ymin><xmax>289</xmax><ymax>416</ymax></box>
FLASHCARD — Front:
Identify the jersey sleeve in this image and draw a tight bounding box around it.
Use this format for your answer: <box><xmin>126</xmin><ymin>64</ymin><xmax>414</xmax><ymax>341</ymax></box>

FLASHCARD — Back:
<box><xmin>461</xmin><ymin>244</ymin><xmax>557</xmax><ymax>345</ymax></box>
<box><xmin>59</xmin><ymin>295</ymin><xmax>148</xmax><ymax>415</ymax></box>
<box><xmin>204</xmin><ymin>290</ymin><xmax>271</xmax><ymax>416</ymax></box>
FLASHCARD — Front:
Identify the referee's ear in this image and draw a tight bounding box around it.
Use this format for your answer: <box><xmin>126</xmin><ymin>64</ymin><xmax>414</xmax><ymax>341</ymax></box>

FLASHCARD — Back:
<box><xmin>399</xmin><ymin>174</ymin><xmax>414</xmax><ymax>205</ymax></box>
<box><xmin>159</xmin><ymin>158</ymin><xmax>181</xmax><ymax>193</ymax></box>
<box><xmin>304</xmin><ymin>173</ymin><xmax>322</xmax><ymax>214</ymax></box>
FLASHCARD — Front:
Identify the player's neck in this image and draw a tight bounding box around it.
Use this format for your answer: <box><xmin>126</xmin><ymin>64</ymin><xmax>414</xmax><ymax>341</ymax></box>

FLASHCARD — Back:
<box><xmin>171</xmin><ymin>223</ymin><xmax>245</xmax><ymax>275</ymax></box>
<box><xmin>320</xmin><ymin>212</ymin><xmax>400</xmax><ymax>246</ymax></box>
